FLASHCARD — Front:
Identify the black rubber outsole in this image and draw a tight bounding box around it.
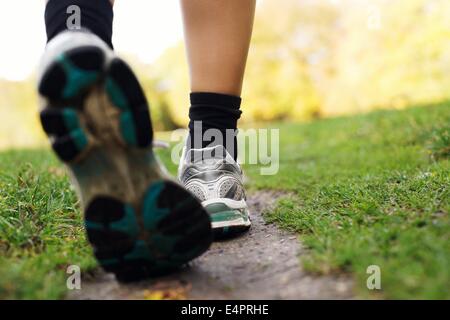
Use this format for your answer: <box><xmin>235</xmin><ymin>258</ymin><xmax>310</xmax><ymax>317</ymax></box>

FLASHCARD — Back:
<box><xmin>85</xmin><ymin>180</ymin><xmax>213</xmax><ymax>282</ymax></box>
<box><xmin>213</xmin><ymin>225</ymin><xmax>251</xmax><ymax>240</ymax></box>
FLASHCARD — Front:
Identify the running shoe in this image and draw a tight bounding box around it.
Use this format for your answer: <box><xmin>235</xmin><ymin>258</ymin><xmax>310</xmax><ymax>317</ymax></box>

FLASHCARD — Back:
<box><xmin>178</xmin><ymin>145</ymin><xmax>251</xmax><ymax>238</ymax></box>
<box><xmin>38</xmin><ymin>30</ymin><xmax>213</xmax><ymax>281</ymax></box>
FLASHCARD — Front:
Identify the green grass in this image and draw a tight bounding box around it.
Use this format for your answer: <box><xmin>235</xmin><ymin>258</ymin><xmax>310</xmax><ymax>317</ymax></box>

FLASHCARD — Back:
<box><xmin>0</xmin><ymin>151</ymin><xmax>96</xmax><ymax>299</ymax></box>
<box><xmin>0</xmin><ymin>103</ymin><xmax>448</xmax><ymax>299</ymax></box>
<box><xmin>243</xmin><ymin>103</ymin><xmax>449</xmax><ymax>299</ymax></box>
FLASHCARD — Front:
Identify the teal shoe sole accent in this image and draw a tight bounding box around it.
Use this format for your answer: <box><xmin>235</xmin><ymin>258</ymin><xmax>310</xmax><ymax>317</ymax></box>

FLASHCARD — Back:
<box><xmin>105</xmin><ymin>59</ymin><xmax>153</xmax><ymax>148</ymax></box>
<box><xmin>210</xmin><ymin>209</ymin><xmax>249</xmax><ymax>223</ymax></box>
<box><xmin>62</xmin><ymin>109</ymin><xmax>80</xmax><ymax>131</ymax></box>
<box><xmin>119</xmin><ymin>111</ymin><xmax>138</xmax><ymax>146</ymax></box>
<box><xmin>205</xmin><ymin>203</ymin><xmax>251</xmax><ymax>240</ymax></box>
<box><xmin>38</xmin><ymin>46</ymin><xmax>105</xmax><ymax>101</ymax></box>
<box><xmin>142</xmin><ymin>182</ymin><xmax>170</xmax><ymax>229</ymax></box>
<box><xmin>40</xmin><ymin>106</ymin><xmax>90</xmax><ymax>162</ymax></box>
<box><xmin>39</xmin><ymin>46</ymin><xmax>105</xmax><ymax>162</ymax></box>
<box><xmin>69</xmin><ymin>128</ymin><xmax>89</xmax><ymax>151</ymax></box>
<box><xmin>105</xmin><ymin>78</ymin><xmax>129</xmax><ymax>110</ymax></box>
<box><xmin>57</xmin><ymin>54</ymin><xmax>100</xmax><ymax>99</ymax></box>
<box><xmin>85</xmin><ymin>180</ymin><xmax>213</xmax><ymax>282</ymax></box>
<box><xmin>39</xmin><ymin>46</ymin><xmax>153</xmax><ymax>161</ymax></box>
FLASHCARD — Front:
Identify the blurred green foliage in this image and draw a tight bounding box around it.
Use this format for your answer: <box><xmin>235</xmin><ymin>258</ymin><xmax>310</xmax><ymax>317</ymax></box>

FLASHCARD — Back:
<box><xmin>0</xmin><ymin>80</ymin><xmax>46</xmax><ymax>148</ymax></box>
<box><xmin>1</xmin><ymin>0</ymin><xmax>449</xmax><ymax>148</ymax></box>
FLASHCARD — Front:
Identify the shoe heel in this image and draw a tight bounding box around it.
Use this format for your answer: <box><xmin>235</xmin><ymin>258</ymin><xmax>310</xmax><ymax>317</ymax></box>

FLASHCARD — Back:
<box><xmin>85</xmin><ymin>180</ymin><xmax>213</xmax><ymax>282</ymax></box>
<box><xmin>38</xmin><ymin>46</ymin><xmax>105</xmax><ymax>101</ymax></box>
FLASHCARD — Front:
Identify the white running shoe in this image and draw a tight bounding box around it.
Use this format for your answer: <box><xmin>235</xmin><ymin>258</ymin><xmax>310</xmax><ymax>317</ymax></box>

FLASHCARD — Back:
<box><xmin>178</xmin><ymin>145</ymin><xmax>251</xmax><ymax>238</ymax></box>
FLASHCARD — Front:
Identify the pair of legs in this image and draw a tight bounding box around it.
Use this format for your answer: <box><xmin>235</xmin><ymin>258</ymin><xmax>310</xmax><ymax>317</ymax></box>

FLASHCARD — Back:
<box><xmin>46</xmin><ymin>0</ymin><xmax>255</xmax><ymax>157</ymax></box>
<box><xmin>62</xmin><ymin>0</ymin><xmax>255</xmax><ymax>97</ymax></box>
<box><xmin>39</xmin><ymin>0</ymin><xmax>255</xmax><ymax>280</ymax></box>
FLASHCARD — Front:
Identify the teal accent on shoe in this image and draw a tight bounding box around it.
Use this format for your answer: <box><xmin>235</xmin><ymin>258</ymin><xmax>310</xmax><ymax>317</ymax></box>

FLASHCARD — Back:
<box><xmin>142</xmin><ymin>182</ymin><xmax>170</xmax><ymax>230</ymax></box>
<box><xmin>120</xmin><ymin>111</ymin><xmax>138</xmax><ymax>146</ymax></box>
<box><xmin>62</xmin><ymin>109</ymin><xmax>80</xmax><ymax>131</ymax></box>
<box><xmin>105</xmin><ymin>78</ymin><xmax>128</xmax><ymax>110</ymax></box>
<box><xmin>70</xmin><ymin>128</ymin><xmax>88</xmax><ymax>151</ymax></box>
<box><xmin>58</xmin><ymin>55</ymin><xmax>99</xmax><ymax>99</ymax></box>
<box><xmin>110</xmin><ymin>205</ymin><xmax>139</xmax><ymax>237</ymax></box>
<box><xmin>223</xmin><ymin>226</ymin><xmax>229</xmax><ymax>233</ymax></box>
<box><xmin>210</xmin><ymin>209</ymin><xmax>246</xmax><ymax>223</ymax></box>
<box><xmin>124</xmin><ymin>240</ymin><xmax>153</xmax><ymax>261</ymax></box>
<box><xmin>205</xmin><ymin>203</ymin><xmax>232</xmax><ymax>214</ymax></box>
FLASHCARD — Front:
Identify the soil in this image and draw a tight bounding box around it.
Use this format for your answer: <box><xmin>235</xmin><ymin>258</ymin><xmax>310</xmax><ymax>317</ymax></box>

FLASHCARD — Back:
<box><xmin>69</xmin><ymin>191</ymin><xmax>353</xmax><ymax>300</ymax></box>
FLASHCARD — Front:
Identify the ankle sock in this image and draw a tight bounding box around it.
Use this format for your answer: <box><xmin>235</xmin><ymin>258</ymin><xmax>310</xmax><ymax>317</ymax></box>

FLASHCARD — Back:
<box><xmin>45</xmin><ymin>0</ymin><xmax>114</xmax><ymax>48</ymax></box>
<box><xmin>188</xmin><ymin>92</ymin><xmax>242</xmax><ymax>160</ymax></box>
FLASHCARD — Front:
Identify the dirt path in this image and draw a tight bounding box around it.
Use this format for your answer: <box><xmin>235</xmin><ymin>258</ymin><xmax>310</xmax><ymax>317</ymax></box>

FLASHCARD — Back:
<box><xmin>69</xmin><ymin>191</ymin><xmax>353</xmax><ymax>300</ymax></box>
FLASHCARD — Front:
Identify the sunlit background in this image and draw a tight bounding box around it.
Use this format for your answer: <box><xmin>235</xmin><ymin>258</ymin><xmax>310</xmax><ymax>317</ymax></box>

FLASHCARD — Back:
<box><xmin>0</xmin><ymin>0</ymin><xmax>449</xmax><ymax>149</ymax></box>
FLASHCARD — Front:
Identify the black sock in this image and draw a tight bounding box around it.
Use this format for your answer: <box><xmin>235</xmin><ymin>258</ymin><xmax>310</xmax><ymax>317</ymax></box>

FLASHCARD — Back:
<box><xmin>188</xmin><ymin>92</ymin><xmax>242</xmax><ymax>160</ymax></box>
<box><xmin>45</xmin><ymin>0</ymin><xmax>114</xmax><ymax>49</ymax></box>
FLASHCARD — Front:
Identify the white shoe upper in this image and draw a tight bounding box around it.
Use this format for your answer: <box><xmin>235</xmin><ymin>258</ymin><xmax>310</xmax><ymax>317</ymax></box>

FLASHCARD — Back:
<box><xmin>178</xmin><ymin>145</ymin><xmax>248</xmax><ymax>211</ymax></box>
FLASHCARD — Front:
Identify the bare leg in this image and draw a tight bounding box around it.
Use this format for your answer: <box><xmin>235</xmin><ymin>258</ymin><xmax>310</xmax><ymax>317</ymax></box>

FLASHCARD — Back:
<box><xmin>180</xmin><ymin>0</ymin><xmax>256</xmax><ymax>96</ymax></box>
<box><xmin>178</xmin><ymin>1</ymin><xmax>255</xmax><ymax>236</ymax></box>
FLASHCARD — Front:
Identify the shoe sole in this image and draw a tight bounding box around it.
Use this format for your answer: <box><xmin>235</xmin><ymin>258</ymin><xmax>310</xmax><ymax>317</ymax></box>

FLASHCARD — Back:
<box><xmin>212</xmin><ymin>219</ymin><xmax>252</xmax><ymax>239</ymax></box>
<box><xmin>38</xmin><ymin>43</ymin><xmax>213</xmax><ymax>281</ymax></box>
<box><xmin>204</xmin><ymin>202</ymin><xmax>251</xmax><ymax>239</ymax></box>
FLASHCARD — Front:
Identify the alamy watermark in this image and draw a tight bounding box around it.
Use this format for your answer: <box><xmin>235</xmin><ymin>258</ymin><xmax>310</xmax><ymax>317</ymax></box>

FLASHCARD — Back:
<box><xmin>66</xmin><ymin>265</ymin><xmax>81</xmax><ymax>290</ymax></box>
<box><xmin>366</xmin><ymin>265</ymin><xmax>381</xmax><ymax>290</ymax></box>
<box><xmin>170</xmin><ymin>122</ymin><xmax>280</xmax><ymax>176</ymax></box>
<box><xmin>66</xmin><ymin>5</ymin><xmax>81</xmax><ymax>30</ymax></box>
